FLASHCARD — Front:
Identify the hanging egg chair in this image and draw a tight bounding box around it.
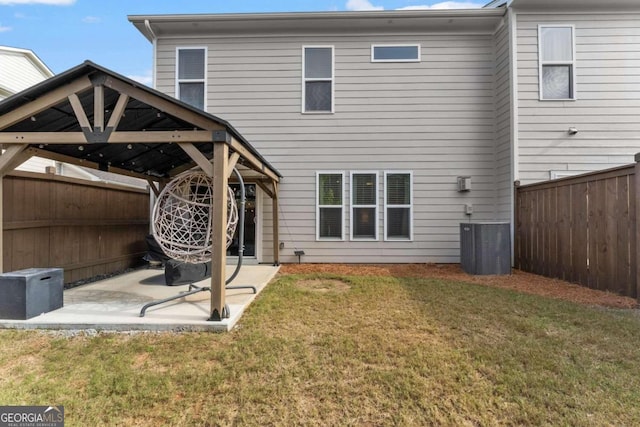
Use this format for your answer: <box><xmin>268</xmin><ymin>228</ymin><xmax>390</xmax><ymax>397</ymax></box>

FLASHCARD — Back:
<box><xmin>152</xmin><ymin>170</ymin><xmax>238</xmax><ymax>264</ymax></box>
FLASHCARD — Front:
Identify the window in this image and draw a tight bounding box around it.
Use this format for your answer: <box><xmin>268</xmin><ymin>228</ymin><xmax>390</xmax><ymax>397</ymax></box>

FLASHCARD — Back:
<box><xmin>371</xmin><ymin>44</ymin><xmax>420</xmax><ymax>62</ymax></box>
<box><xmin>384</xmin><ymin>171</ymin><xmax>412</xmax><ymax>241</ymax></box>
<box><xmin>317</xmin><ymin>172</ymin><xmax>344</xmax><ymax>240</ymax></box>
<box><xmin>303</xmin><ymin>46</ymin><xmax>334</xmax><ymax>113</ymax></box>
<box><xmin>538</xmin><ymin>25</ymin><xmax>575</xmax><ymax>100</ymax></box>
<box><xmin>351</xmin><ymin>172</ymin><xmax>378</xmax><ymax>240</ymax></box>
<box><xmin>176</xmin><ymin>47</ymin><xmax>206</xmax><ymax>109</ymax></box>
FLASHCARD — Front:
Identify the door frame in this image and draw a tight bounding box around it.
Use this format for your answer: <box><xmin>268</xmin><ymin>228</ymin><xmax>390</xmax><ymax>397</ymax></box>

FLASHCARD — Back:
<box><xmin>227</xmin><ymin>182</ymin><xmax>262</xmax><ymax>264</ymax></box>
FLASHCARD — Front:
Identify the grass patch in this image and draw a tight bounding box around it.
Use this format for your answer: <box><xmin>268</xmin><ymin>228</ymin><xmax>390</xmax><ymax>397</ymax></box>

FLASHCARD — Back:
<box><xmin>1</xmin><ymin>273</ymin><xmax>640</xmax><ymax>425</ymax></box>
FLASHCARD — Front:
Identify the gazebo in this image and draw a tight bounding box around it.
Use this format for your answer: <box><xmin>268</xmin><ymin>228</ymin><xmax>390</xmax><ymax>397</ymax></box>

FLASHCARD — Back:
<box><xmin>0</xmin><ymin>61</ymin><xmax>281</xmax><ymax>321</ymax></box>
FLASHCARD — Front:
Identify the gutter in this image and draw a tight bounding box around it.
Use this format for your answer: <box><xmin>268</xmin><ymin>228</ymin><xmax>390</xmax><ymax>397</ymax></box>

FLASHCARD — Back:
<box><xmin>129</xmin><ymin>9</ymin><xmax>505</xmax><ymax>24</ymax></box>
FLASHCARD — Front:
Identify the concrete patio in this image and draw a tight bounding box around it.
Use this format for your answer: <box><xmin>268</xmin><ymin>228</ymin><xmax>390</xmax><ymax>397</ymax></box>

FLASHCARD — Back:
<box><xmin>0</xmin><ymin>265</ymin><xmax>280</xmax><ymax>332</ymax></box>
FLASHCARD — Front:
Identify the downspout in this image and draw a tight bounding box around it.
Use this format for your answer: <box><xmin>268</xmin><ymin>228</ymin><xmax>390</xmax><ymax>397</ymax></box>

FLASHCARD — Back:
<box><xmin>145</xmin><ymin>19</ymin><xmax>158</xmax><ymax>235</ymax></box>
<box><xmin>508</xmin><ymin>6</ymin><xmax>519</xmax><ymax>266</ymax></box>
<box><xmin>144</xmin><ymin>19</ymin><xmax>157</xmax><ymax>89</ymax></box>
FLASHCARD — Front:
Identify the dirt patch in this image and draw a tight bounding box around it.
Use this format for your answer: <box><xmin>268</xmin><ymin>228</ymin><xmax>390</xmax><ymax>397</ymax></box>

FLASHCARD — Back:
<box><xmin>280</xmin><ymin>263</ymin><xmax>638</xmax><ymax>309</ymax></box>
<box><xmin>295</xmin><ymin>278</ymin><xmax>351</xmax><ymax>294</ymax></box>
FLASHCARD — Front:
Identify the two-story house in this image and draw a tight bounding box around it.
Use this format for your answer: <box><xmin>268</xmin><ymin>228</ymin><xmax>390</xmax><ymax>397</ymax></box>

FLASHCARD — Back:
<box><xmin>128</xmin><ymin>0</ymin><xmax>640</xmax><ymax>265</ymax></box>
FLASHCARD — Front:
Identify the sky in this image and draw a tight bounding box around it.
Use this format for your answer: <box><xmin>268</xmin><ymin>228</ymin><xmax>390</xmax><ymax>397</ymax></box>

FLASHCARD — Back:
<box><xmin>0</xmin><ymin>0</ymin><xmax>485</xmax><ymax>85</ymax></box>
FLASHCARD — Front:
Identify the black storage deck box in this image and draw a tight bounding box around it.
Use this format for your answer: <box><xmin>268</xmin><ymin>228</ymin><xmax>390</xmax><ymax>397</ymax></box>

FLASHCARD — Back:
<box><xmin>0</xmin><ymin>268</ymin><xmax>63</xmax><ymax>320</ymax></box>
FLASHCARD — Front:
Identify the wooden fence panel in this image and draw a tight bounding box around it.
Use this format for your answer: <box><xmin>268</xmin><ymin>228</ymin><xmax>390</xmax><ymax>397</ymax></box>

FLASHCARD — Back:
<box><xmin>3</xmin><ymin>171</ymin><xmax>150</xmax><ymax>284</ymax></box>
<box><xmin>615</xmin><ymin>175</ymin><xmax>632</xmax><ymax>296</ymax></box>
<box><xmin>515</xmin><ymin>163</ymin><xmax>637</xmax><ymax>299</ymax></box>
<box><xmin>572</xmin><ymin>182</ymin><xmax>589</xmax><ymax>287</ymax></box>
<box><xmin>557</xmin><ymin>184</ymin><xmax>571</xmax><ymax>282</ymax></box>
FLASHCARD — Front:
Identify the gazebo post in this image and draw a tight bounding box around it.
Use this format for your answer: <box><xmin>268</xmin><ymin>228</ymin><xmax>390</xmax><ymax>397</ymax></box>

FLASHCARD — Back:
<box><xmin>272</xmin><ymin>181</ymin><xmax>280</xmax><ymax>266</ymax></box>
<box><xmin>0</xmin><ymin>144</ymin><xmax>31</xmax><ymax>273</ymax></box>
<box><xmin>210</xmin><ymin>140</ymin><xmax>229</xmax><ymax>321</ymax></box>
<box><xmin>0</xmin><ymin>174</ymin><xmax>3</xmax><ymax>273</ymax></box>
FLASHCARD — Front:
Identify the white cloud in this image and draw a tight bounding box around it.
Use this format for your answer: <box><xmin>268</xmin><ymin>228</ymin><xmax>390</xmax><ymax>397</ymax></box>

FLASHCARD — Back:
<box><xmin>0</xmin><ymin>0</ymin><xmax>75</xmax><ymax>5</ymax></box>
<box><xmin>82</xmin><ymin>15</ymin><xmax>100</xmax><ymax>24</ymax></box>
<box><xmin>127</xmin><ymin>70</ymin><xmax>153</xmax><ymax>87</ymax></box>
<box><xmin>0</xmin><ymin>23</ymin><xmax>11</xmax><ymax>31</ymax></box>
<box><xmin>346</xmin><ymin>0</ymin><xmax>384</xmax><ymax>11</ymax></box>
<box><xmin>398</xmin><ymin>1</ymin><xmax>484</xmax><ymax>9</ymax></box>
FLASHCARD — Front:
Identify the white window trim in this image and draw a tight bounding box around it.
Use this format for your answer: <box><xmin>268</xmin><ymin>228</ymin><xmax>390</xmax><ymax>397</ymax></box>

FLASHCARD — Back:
<box><xmin>350</xmin><ymin>171</ymin><xmax>379</xmax><ymax>241</ymax></box>
<box><xmin>175</xmin><ymin>46</ymin><xmax>208</xmax><ymax>110</ymax></box>
<box><xmin>302</xmin><ymin>45</ymin><xmax>335</xmax><ymax>114</ymax></box>
<box><xmin>371</xmin><ymin>44</ymin><xmax>421</xmax><ymax>63</ymax></box>
<box><xmin>384</xmin><ymin>171</ymin><xmax>413</xmax><ymax>242</ymax></box>
<box><xmin>538</xmin><ymin>25</ymin><xmax>576</xmax><ymax>101</ymax></box>
<box><xmin>316</xmin><ymin>171</ymin><xmax>345</xmax><ymax>241</ymax></box>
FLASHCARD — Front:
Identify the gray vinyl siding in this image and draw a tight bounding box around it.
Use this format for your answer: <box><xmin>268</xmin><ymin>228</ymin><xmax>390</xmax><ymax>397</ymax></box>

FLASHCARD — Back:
<box><xmin>156</xmin><ymin>33</ymin><xmax>501</xmax><ymax>264</ymax></box>
<box><xmin>516</xmin><ymin>12</ymin><xmax>640</xmax><ymax>184</ymax></box>
<box><xmin>494</xmin><ymin>17</ymin><xmax>512</xmax><ymax>221</ymax></box>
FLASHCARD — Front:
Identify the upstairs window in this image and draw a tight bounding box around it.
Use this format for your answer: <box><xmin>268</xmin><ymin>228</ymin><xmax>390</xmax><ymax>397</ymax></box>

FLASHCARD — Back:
<box><xmin>538</xmin><ymin>25</ymin><xmax>575</xmax><ymax>100</ymax></box>
<box><xmin>303</xmin><ymin>46</ymin><xmax>334</xmax><ymax>113</ymax></box>
<box><xmin>384</xmin><ymin>171</ymin><xmax>412</xmax><ymax>241</ymax></box>
<box><xmin>351</xmin><ymin>172</ymin><xmax>378</xmax><ymax>241</ymax></box>
<box><xmin>177</xmin><ymin>47</ymin><xmax>206</xmax><ymax>109</ymax></box>
<box><xmin>317</xmin><ymin>172</ymin><xmax>344</xmax><ymax>240</ymax></box>
<box><xmin>371</xmin><ymin>44</ymin><xmax>420</xmax><ymax>62</ymax></box>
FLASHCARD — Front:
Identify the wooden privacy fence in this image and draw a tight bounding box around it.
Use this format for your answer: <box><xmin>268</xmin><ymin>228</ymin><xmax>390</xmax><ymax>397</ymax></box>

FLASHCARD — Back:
<box><xmin>515</xmin><ymin>157</ymin><xmax>639</xmax><ymax>299</ymax></box>
<box><xmin>2</xmin><ymin>171</ymin><xmax>150</xmax><ymax>284</ymax></box>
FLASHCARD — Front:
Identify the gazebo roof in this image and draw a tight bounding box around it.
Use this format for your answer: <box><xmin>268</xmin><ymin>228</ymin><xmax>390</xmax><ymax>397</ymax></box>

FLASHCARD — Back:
<box><xmin>0</xmin><ymin>60</ymin><xmax>280</xmax><ymax>181</ymax></box>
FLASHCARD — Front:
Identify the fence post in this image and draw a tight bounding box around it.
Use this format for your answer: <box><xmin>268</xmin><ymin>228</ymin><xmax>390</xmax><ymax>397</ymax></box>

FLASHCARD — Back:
<box><xmin>635</xmin><ymin>153</ymin><xmax>640</xmax><ymax>300</ymax></box>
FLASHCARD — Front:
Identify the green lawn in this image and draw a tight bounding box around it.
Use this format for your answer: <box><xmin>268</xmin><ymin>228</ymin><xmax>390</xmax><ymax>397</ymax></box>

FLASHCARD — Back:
<box><xmin>1</xmin><ymin>273</ymin><xmax>640</xmax><ymax>426</ymax></box>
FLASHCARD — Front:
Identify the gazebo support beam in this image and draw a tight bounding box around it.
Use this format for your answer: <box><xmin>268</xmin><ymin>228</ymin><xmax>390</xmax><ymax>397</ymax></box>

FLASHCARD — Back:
<box><xmin>146</xmin><ymin>178</ymin><xmax>160</xmax><ymax>197</ymax></box>
<box><xmin>227</xmin><ymin>152</ymin><xmax>240</xmax><ymax>176</ymax></box>
<box><xmin>0</xmin><ymin>76</ymin><xmax>93</xmax><ymax>131</ymax></box>
<box><xmin>178</xmin><ymin>143</ymin><xmax>213</xmax><ymax>176</ymax></box>
<box><xmin>25</xmin><ymin>147</ymin><xmax>164</xmax><ymax>183</ymax></box>
<box><xmin>103</xmin><ymin>76</ymin><xmax>227</xmax><ymax>133</ymax></box>
<box><xmin>0</xmin><ymin>145</ymin><xmax>28</xmax><ymax>177</ymax></box>
<box><xmin>272</xmin><ymin>180</ymin><xmax>280</xmax><ymax>266</ymax></box>
<box><xmin>210</xmin><ymin>141</ymin><xmax>229</xmax><ymax>321</ymax></box>
<box><xmin>0</xmin><ymin>174</ymin><xmax>2</xmax><ymax>272</ymax></box>
<box><xmin>0</xmin><ymin>130</ymin><xmax>214</xmax><ymax>145</ymax></box>
<box><xmin>106</xmin><ymin>94</ymin><xmax>129</xmax><ymax>133</ymax></box>
<box><xmin>0</xmin><ymin>144</ymin><xmax>32</xmax><ymax>273</ymax></box>
<box><xmin>255</xmin><ymin>179</ymin><xmax>280</xmax><ymax>266</ymax></box>
<box><xmin>94</xmin><ymin>85</ymin><xmax>104</xmax><ymax>132</ymax></box>
<box><xmin>212</xmin><ymin>131</ymin><xmax>279</xmax><ymax>184</ymax></box>
<box><xmin>68</xmin><ymin>93</ymin><xmax>92</xmax><ymax>133</ymax></box>
<box><xmin>255</xmin><ymin>181</ymin><xmax>274</xmax><ymax>199</ymax></box>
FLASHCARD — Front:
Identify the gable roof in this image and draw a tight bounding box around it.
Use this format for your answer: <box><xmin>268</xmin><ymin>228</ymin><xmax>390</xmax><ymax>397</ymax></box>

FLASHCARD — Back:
<box><xmin>0</xmin><ymin>61</ymin><xmax>280</xmax><ymax>181</ymax></box>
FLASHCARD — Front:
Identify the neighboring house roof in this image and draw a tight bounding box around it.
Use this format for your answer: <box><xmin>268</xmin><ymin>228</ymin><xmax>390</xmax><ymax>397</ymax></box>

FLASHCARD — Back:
<box><xmin>129</xmin><ymin>9</ymin><xmax>505</xmax><ymax>40</ymax></box>
<box><xmin>80</xmin><ymin>167</ymin><xmax>148</xmax><ymax>189</ymax></box>
<box><xmin>483</xmin><ymin>0</ymin><xmax>507</xmax><ymax>7</ymax></box>
<box><xmin>487</xmin><ymin>0</ymin><xmax>639</xmax><ymax>9</ymax></box>
<box><xmin>0</xmin><ymin>46</ymin><xmax>53</xmax><ymax>98</ymax></box>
